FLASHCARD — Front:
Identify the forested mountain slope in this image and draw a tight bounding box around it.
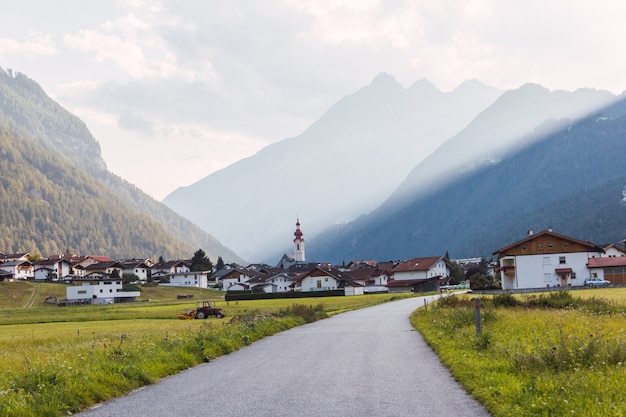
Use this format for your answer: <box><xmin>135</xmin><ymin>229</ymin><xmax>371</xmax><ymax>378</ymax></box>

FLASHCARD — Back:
<box><xmin>0</xmin><ymin>68</ymin><xmax>242</xmax><ymax>262</ymax></box>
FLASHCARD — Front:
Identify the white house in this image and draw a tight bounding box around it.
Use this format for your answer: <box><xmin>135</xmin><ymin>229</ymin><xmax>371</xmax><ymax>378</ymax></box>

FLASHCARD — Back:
<box><xmin>221</xmin><ymin>268</ymin><xmax>259</xmax><ymax>291</ymax></box>
<box><xmin>392</xmin><ymin>256</ymin><xmax>450</xmax><ymax>281</ymax></box>
<box><xmin>33</xmin><ymin>258</ymin><xmax>72</xmax><ymax>280</ymax></box>
<box><xmin>118</xmin><ymin>259</ymin><xmax>151</xmax><ymax>282</ymax></box>
<box><xmin>295</xmin><ymin>266</ymin><xmax>357</xmax><ymax>292</ymax></box>
<box><xmin>493</xmin><ymin>229</ymin><xmax>604</xmax><ymax>290</ymax></box>
<box><xmin>250</xmin><ymin>272</ymin><xmax>295</xmax><ymax>293</ymax></box>
<box><xmin>151</xmin><ymin>260</ymin><xmax>191</xmax><ymax>281</ymax></box>
<box><xmin>66</xmin><ymin>276</ymin><xmax>140</xmax><ymax>304</ymax></box>
<box><xmin>0</xmin><ymin>260</ymin><xmax>33</xmax><ymax>280</ymax></box>
<box><xmin>159</xmin><ymin>271</ymin><xmax>210</xmax><ymax>288</ymax></box>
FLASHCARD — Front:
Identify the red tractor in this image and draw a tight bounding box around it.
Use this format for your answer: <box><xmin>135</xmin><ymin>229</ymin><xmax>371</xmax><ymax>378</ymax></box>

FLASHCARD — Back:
<box><xmin>178</xmin><ymin>300</ymin><xmax>224</xmax><ymax>320</ymax></box>
<box><xmin>194</xmin><ymin>300</ymin><xmax>224</xmax><ymax>319</ymax></box>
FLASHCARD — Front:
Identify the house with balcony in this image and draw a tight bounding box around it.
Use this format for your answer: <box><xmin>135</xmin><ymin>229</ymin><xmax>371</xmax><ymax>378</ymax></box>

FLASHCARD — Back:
<box><xmin>493</xmin><ymin>229</ymin><xmax>604</xmax><ymax>290</ymax></box>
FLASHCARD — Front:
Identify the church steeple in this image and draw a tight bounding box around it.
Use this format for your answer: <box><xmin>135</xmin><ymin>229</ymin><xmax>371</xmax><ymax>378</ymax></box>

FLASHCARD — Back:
<box><xmin>293</xmin><ymin>217</ymin><xmax>305</xmax><ymax>262</ymax></box>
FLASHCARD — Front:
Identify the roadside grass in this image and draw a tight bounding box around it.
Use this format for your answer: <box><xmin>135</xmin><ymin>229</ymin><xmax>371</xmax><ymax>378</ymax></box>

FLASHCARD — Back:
<box><xmin>0</xmin><ymin>285</ymin><xmax>412</xmax><ymax>417</ymax></box>
<box><xmin>411</xmin><ymin>289</ymin><xmax>626</xmax><ymax>417</ymax></box>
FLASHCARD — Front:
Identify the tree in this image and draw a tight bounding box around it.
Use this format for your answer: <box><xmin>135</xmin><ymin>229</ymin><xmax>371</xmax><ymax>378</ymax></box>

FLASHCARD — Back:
<box><xmin>215</xmin><ymin>256</ymin><xmax>225</xmax><ymax>271</ymax></box>
<box><xmin>123</xmin><ymin>273</ymin><xmax>139</xmax><ymax>285</ymax></box>
<box><xmin>190</xmin><ymin>248</ymin><xmax>213</xmax><ymax>272</ymax></box>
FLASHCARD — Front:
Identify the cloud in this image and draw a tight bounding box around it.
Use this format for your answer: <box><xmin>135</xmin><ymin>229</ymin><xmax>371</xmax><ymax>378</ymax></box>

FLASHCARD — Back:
<box><xmin>4</xmin><ymin>0</ymin><xmax>626</xmax><ymax>201</ymax></box>
<box><xmin>0</xmin><ymin>32</ymin><xmax>56</xmax><ymax>58</ymax></box>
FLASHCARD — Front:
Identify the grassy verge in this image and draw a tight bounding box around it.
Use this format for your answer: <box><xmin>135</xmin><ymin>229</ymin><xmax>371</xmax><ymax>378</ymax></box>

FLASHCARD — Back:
<box><xmin>411</xmin><ymin>289</ymin><xmax>626</xmax><ymax>417</ymax></box>
<box><xmin>0</xmin><ymin>286</ymin><xmax>411</xmax><ymax>417</ymax></box>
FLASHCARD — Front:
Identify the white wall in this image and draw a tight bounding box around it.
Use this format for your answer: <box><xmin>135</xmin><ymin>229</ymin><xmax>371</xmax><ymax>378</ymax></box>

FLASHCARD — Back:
<box><xmin>301</xmin><ymin>275</ymin><xmax>337</xmax><ymax>292</ymax></box>
<box><xmin>502</xmin><ymin>252</ymin><xmax>599</xmax><ymax>290</ymax></box>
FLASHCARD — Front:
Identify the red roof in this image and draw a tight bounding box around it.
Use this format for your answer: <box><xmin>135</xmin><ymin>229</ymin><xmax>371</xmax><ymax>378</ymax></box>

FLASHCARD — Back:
<box><xmin>587</xmin><ymin>257</ymin><xmax>626</xmax><ymax>268</ymax></box>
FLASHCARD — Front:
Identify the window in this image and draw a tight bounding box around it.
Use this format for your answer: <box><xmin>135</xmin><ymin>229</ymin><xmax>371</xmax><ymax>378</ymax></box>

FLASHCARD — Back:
<box><xmin>548</xmin><ymin>243</ymin><xmax>554</xmax><ymax>249</ymax></box>
<box><xmin>571</xmin><ymin>272</ymin><xmax>576</xmax><ymax>279</ymax></box>
<box><xmin>559</xmin><ymin>256</ymin><xmax>566</xmax><ymax>264</ymax></box>
<box><xmin>537</xmin><ymin>244</ymin><xmax>544</xmax><ymax>249</ymax></box>
<box><xmin>544</xmin><ymin>273</ymin><xmax>552</xmax><ymax>282</ymax></box>
<box><xmin>543</xmin><ymin>257</ymin><xmax>551</xmax><ymax>266</ymax></box>
<box><xmin>78</xmin><ymin>290</ymin><xmax>87</xmax><ymax>294</ymax></box>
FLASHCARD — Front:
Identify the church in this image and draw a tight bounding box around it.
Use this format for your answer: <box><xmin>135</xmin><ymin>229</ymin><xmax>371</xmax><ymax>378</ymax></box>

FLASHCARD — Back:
<box><xmin>276</xmin><ymin>218</ymin><xmax>305</xmax><ymax>268</ymax></box>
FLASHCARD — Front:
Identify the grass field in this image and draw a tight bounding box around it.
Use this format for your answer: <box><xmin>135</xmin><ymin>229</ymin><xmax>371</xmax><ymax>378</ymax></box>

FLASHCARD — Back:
<box><xmin>411</xmin><ymin>288</ymin><xmax>626</xmax><ymax>417</ymax></box>
<box><xmin>0</xmin><ymin>281</ymin><xmax>412</xmax><ymax>416</ymax></box>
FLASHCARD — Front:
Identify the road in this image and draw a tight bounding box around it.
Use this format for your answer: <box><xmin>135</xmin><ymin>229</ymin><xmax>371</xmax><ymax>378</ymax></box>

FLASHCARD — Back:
<box><xmin>79</xmin><ymin>295</ymin><xmax>491</xmax><ymax>417</ymax></box>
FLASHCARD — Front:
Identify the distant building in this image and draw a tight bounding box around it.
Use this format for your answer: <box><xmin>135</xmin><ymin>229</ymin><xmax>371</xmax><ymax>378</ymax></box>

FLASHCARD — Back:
<box><xmin>277</xmin><ymin>217</ymin><xmax>306</xmax><ymax>268</ymax></box>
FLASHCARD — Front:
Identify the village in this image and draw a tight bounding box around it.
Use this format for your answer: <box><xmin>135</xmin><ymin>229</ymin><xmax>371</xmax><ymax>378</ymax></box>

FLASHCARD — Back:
<box><xmin>1</xmin><ymin>219</ymin><xmax>625</xmax><ymax>305</ymax></box>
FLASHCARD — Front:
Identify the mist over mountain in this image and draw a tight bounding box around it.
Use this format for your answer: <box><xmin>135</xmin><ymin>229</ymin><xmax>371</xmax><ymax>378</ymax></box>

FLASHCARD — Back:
<box><xmin>163</xmin><ymin>73</ymin><xmax>503</xmax><ymax>261</ymax></box>
<box><xmin>386</xmin><ymin>84</ymin><xmax>617</xmax><ymax>209</ymax></box>
<box><xmin>309</xmin><ymin>98</ymin><xmax>626</xmax><ymax>263</ymax></box>
<box><xmin>0</xmin><ymin>67</ymin><xmax>242</xmax><ymax>263</ymax></box>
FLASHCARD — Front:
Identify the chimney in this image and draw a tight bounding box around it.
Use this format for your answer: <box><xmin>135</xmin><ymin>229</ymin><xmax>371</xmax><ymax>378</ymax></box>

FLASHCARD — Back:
<box><xmin>528</xmin><ymin>229</ymin><xmax>534</xmax><ymax>236</ymax></box>
<box><xmin>548</xmin><ymin>226</ymin><xmax>553</xmax><ymax>232</ymax></box>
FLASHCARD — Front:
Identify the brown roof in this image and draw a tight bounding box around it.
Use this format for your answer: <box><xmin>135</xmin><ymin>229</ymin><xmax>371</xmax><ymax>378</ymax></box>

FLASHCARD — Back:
<box><xmin>392</xmin><ymin>256</ymin><xmax>444</xmax><ymax>273</ymax></box>
<box><xmin>587</xmin><ymin>257</ymin><xmax>626</xmax><ymax>268</ymax></box>
<box><xmin>493</xmin><ymin>229</ymin><xmax>602</xmax><ymax>255</ymax></box>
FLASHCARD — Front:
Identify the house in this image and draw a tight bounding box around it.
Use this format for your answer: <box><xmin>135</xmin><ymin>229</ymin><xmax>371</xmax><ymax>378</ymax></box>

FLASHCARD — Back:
<box><xmin>66</xmin><ymin>276</ymin><xmax>140</xmax><ymax>304</ymax></box>
<box><xmin>151</xmin><ymin>260</ymin><xmax>191</xmax><ymax>281</ymax></box>
<box><xmin>345</xmin><ymin>264</ymin><xmax>389</xmax><ymax>293</ymax></box>
<box><xmin>78</xmin><ymin>261</ymin><xmax>123</xmax><ymax>278</ymax></box>
<box><xmin>33</xmin><ymin>258</ymin><xmax>72</xmax><ymax>281</ymax></box>
<box><xmin>0</xmin><ymin>269</ymin><xmax>14</xmax><ymax>281</ymax></box>
<box><xmin>221</xmin><ymin>268</ymin><xmax>263</xmax><ymax>291</ymax></box>
<box><xmin>295</xmin><ymin>265</ymin><xmax>358</xmax><ymax>292</ymax></box>
<box><xmin>601</xmin><ymin>243</ymin><xmax>626</xmax><ymax>258</ymax></box>
<box><xmin>587</xmin><ymin>257</ymin><xmax>626</xmax><ymax>285</ymax></box>
<box><xmin>249</xmin><ymin>271</ymin><xmax>297</xmax><ymax>293</ymax></box>
<box><xmin>118</xmin><ymin>259</ymin><xmax>152</xmax><ymax>283</ymax></box>
<box><xmin>493</xmin><ymin>229</ymin><xmax>604</xmax><ymax>290</ymax></box>
<box><xmin>0</xmin><ymin>252</ymin><xmax>30</xmax><ymax>262</ymax></box>
<box><xmin>0</xmin><ymin>260</ymin><xmax>33</xmax><ymax>280</ymax></box>
<box><xmin>386</xmin><ymin>255</ymin><xmax>450</xmax><ymax>293</ymax></box>
<box><xmin>392</xmin><ymin>255</ymin><xmax>450</xmax><ymax>281</ymax></box>
<box><xmin>159</xmin><ymin>271</ymin><xmax>211</xmax><ymax>288</ymax></box>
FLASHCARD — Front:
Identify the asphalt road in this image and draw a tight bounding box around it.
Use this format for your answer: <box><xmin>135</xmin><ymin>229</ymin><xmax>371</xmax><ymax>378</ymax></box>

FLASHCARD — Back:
<box><xmin>79</xmin><ymin>295</ymin><xmax>491</xmax><ymax>417</ymax></box>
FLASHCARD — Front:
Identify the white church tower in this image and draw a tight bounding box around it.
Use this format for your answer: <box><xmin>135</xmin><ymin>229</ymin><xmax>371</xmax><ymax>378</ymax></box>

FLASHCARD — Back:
<box><xmin>293</xmin><ymin>218</ymin><xmax>305</xmax><ymax>262</ymax></box>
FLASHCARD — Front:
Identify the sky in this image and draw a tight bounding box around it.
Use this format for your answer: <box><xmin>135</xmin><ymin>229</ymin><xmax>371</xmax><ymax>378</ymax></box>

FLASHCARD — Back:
<box><xmin>2</xmin><ymin>0</ymin><xmax>626</xmax><ymax>200</ymax></box>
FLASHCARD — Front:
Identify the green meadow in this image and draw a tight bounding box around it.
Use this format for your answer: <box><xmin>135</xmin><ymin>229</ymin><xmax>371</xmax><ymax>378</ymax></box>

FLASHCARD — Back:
<box><xmin>0</xmin><ymin>282</ymin><xmax>410</xmax><ymax>417</ymax></box>
<box><xmin>412</xmin><ymin>288</ymin><xmax>626</xmax><ymax>417</ymax></box>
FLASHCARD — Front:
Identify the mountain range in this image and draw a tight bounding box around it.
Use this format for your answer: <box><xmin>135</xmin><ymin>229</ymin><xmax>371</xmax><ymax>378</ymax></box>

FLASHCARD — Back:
<box><xmin>163</xmin><ymin>74</ymin><xmax>504</xmax><ymax>261</ymax></box>
<box><xmin>2</xmin><ymin>67</ymin><xmax>624</xmax><ymax>266</ymax></box>
<box><xmin>0</xmin><ymin>67</ymin><xmax>243</xmax><ymax>263</ymax></box>
<box><xmin>310</xmin><ymin>106</ymin><xmax>626</xmax><ymax>263</ymax></box>
<box><xmin>163</xmin><ymin>74</ymin><xmax>621</xmax><ymax>262</ymax></box>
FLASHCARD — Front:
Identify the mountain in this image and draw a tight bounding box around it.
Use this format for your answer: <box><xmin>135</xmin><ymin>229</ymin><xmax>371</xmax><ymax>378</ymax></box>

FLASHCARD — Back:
<box><xmin>0</xmin><ymin>67</ymin><xmax>243</xmax><ymax>263</ymax></box>
<box><xmin>163</xmin><ymin>73</ymin><xmax>503</xmax><ymax>261</ymax></box>
<box><xmin>386</xmin><ymin>83</ymin><xmax>617</xmax><ymax>208</ymax></box>
<box><xmin>309</xmin><ymin>99</ymin><xmax>626</xmax><ymax>263</ymax></box>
